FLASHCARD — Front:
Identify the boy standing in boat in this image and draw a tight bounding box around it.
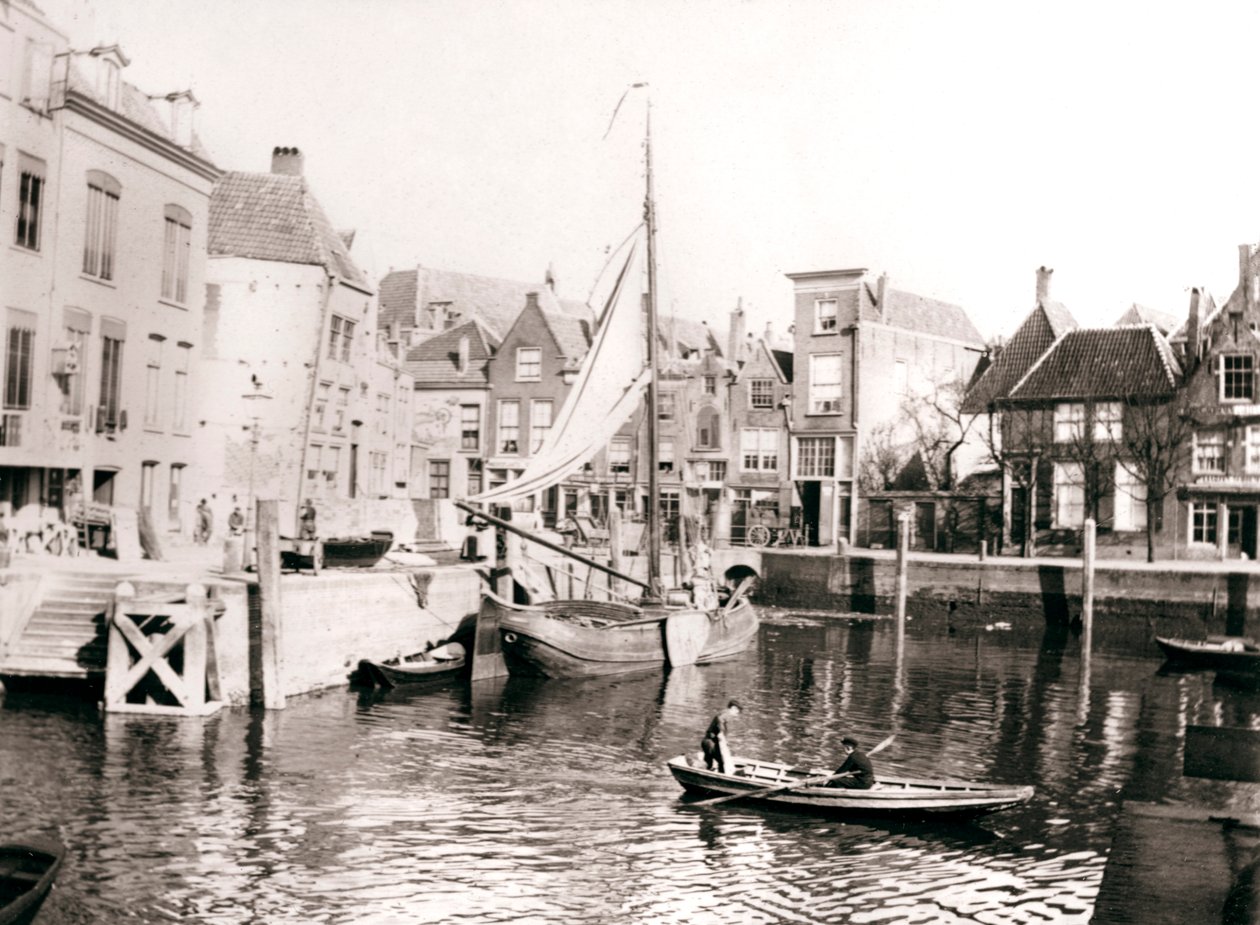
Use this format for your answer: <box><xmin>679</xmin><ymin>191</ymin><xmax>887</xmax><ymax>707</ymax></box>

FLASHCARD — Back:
<box><xmin>827</xmin><ymin>736</ymin><xmax>875</xmax><ymax>789</ymax></box>
<box><xmin>701</xmin><ymin>699</ymin><xmax>742</xmax><ymax>774</ymax></box>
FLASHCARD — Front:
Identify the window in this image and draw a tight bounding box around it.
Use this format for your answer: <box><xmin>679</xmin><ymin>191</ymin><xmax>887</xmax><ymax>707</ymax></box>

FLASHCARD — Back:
<box><xmin>168</xmin><ymin>464</ymin><xmax>184</xmax><ymax>528</ymax></box>
<box><xmin>370</xmin><ymin>451</ymin><xmax>388</xmax><ymax>495</ymax></box>
<box><xmin>314</xmin><ymin>382</ymin><xmax>331</xmax><ymax>430</ymax></box>
<box><xmin>328</xmin><ymin>316</ymin><xmax>355</xmax><ymax>362</ymax></box>
<box><xmin>144</xmin><ymin>334</ymin><xmax>164</xmax><ymax>428</ymax></box>
<box><xmin>1095</xmin><ymin>401</ymin><xmax>1122</xmax><ymax>441</ymax></box>
<box><xmin>467</xmin><ymin>458</ymin><xmax>483</xmax><ymax>495</ymax></box>
<box><xmin>4</xmin><ymin>309</ymin><xmax>36</xmax><ymax>410</ymax></box>
<box><xmin>161</xmin><ymin>205</ymin><xmax>192</xmax><ymax>303</ymax></box>
<box><xmin>703</xmin><ymin>376</ymin><xmax>716</xmax><ymax>395</ymax></box>
<box><xmin>815</xmin><ymin>298</ymin><xmax>838</xmax><ymax>333</ymax></box>
<box><xmin>99</xmin><ymin>320</ymin><xmax>125</xmax><ymax>430</ymax></box>
<box><xmin>750</xmin><ymin>379</ymin><xmax>774</xmax><ymax>409</ymax></box>
<box><xmin>894</xmin><ymin>360</ymin><xmax>908</xmax><ymax>396</ymax></box>
<box><xmin>1194</xmin><ymin>431</ymin><xmax>1226</xmax><ymax>474</ymax></box>
<box><xmin>1222</xmin><ymin>354</ymin><xmax>1255</xmax><ymax>402</ymax></box>
<box><xmin>376</xmin><ymin>392</ymin><xmax>389</xmax><ymax>435</ymax></box>
<box><xmin>334</xmin><ymin>386</ymin><xmax>350</xmax><ymax>433</ymax></box>
<box><xmin>429</xmin><ymin>460</ymin><xmax>450</xmax><ymax>498</ymax></box>
<box><xmin>21</xmin><ymin>39</ymin><xmax>51</xmax><ymax>112</ymax></box>
<box><xmin>693</xmin><ymin>459</ymin><xmax>726</xmax><ymax>483</ymax></box>
<box><xmin>697</xmin><ymin>407</ymin><xmax>720</xmax><ymax>449</ymax></box>
<box><xmin>609</xmin><ymin>436</ymin><xmax>631</xmax><ymax>473</ymax></box>
<box><xmin>140</xmin><ymin>462</ymin><xmax>157</xmax><ymax>512</ymax></box>
<box><xmin>498</xmin><ymin>400</ymin><xmax>520</xmax><ymax>453</ymax></box>
<box><xmin>796</xmin><ymin>436</ymin><xmax>836</xmax><ymax>478</ymax></box>
<box><xmin>324</xmin><ymin>445</ymin><xmax>341</xmax><ymax>492</ymax></box>
<box><xmin>1114</xmin><ymin>463</ymin><xmax>1147</xmax><ymax>532</ymax></box>
<box><xmin>659</xmin><ymin>438</ymin><xmax>674</xmax><ymax>473</ymax></box>
<box><xmin>809</xmin><ymin>354</ymin><xmax>843</xmax><ymax>414</ymax></box>
<box><xmin>740</xmin><ymin>427</ymin><xmax>778</xmax><ymax>471</ymax></box>
<box><xmin>1192</xmin><ymin>502</ymin><xmax>1218</xmax><ymax>544</ymax></box>
<box><xmin>83</xmin><ymin>172</ymin><xmax>120</xmax><ymax>281</ymax></box>
<box><xmin>1053</xmin><ymin>403</ymin><xmax>1085</xmax><ymax>443</ymax></box>
<box><xmin>530</xmin><ymin>399</ymin><xmax>552</xmax><ymax>453</ymax></box>
<box><xmin>1053</xmin><ymin>461</ymin><xmax>1085</xmax><ymax>529</ymax></box>
<box><xmin>15</xmin><ymin>154</ymin><xmax>45</xmax><ymax>250</ymax></box>
<box><xmin>61</xmin><ymin>309</ymin><xmax>91</xmax><ymax>417</ymax></box>
<box><xmin>1247</xmin><ymin>426</ymin><xmax>1260</xmax><ymax>475</ymax></box>
<box><xmin>658</xmin><ymin>391</ymin><xmax>676</xmax><ymax>421</ymax></box>
<box><xmin>515</xmin><ymin>347</ymin><xmax>541</xmax><ymax>381</ymax></box>
<box><xmin>307</xmin><ymin>444</ymin><xmax>322</xmax><ymax>482</ymax></box>
<box><xmin>173</xmin><ymin>343</ymin><xmax>191</xmax><ymax>432</ymax></box>
<box><xmin>460</xmin><ymin>404</ymin><xmax>480</xmax><ymax>451</ymax></box>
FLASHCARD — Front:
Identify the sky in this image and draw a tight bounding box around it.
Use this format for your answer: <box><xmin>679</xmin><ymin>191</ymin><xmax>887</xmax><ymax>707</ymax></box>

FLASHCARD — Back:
<box><xmin>43</xmin><ymin>0</ymin><xmax>1260</xmax><ymax>342</ymax></box>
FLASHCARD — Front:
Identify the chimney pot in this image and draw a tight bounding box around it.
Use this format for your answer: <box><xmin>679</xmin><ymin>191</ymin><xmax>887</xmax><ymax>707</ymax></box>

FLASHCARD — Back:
<box><xmin>1036</xmin><ymin>266</ymin><xmax>1053</xmax><ymax>304</ymax></box>
<box><xmin>1188</xmin><ymin>288</ymin><xmax>1202</xmax><ymax>364</ymax></box>
<box><xmin>876</xmin><ymin>273</ymin><xmax>889</xmax><ymax>322</ymax></box>
<box><xmin>458</xmin><ymin>335</ymin><xmax>470</xmax><ymax>374</ymax></box>
<box><xmin>271</xmin><ymin>146</ymin><xmax>305</xmax><ymax>176</ymax></box>
<box><xmin>525</xmin><ymin>291</ymin><xmax>539</xmax><ymax>309</ymax></box>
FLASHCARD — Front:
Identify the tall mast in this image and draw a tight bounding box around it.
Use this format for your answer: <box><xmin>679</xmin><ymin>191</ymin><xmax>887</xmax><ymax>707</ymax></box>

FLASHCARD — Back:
<box><xmin>643</xmin><ymin>95</ymin><xmax>663</xmax><ymax>598</ymax></box>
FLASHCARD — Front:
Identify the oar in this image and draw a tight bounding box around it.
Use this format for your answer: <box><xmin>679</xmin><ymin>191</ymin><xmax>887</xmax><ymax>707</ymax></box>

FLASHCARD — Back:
<box><xmin>692</xmin><ymin>734</ymin><xmax>896</xmax><ymax>807</ymax></box>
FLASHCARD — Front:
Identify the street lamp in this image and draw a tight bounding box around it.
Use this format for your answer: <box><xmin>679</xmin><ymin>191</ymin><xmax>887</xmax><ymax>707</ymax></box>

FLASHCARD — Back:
<box><xmin>242</xmin><ymin>379</ymin><xmax>273</xmax><ymax>566</ymax></box>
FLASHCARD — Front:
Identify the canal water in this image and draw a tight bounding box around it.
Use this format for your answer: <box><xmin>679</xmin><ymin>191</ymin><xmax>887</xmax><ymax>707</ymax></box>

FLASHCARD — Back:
<box><xmin>4</xmin><ymin>609</ymin><xmax>1259</xmax><ymax>924</ymax></box>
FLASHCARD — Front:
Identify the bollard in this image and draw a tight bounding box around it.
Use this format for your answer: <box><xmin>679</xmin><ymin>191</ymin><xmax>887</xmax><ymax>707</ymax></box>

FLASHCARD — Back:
<box><xmin>979</xmin><ymin>539</ymin><xmax>987</xmax><ymax>562</ymax></box>
<box><xmin>895</xmin><ymin>513</ymin><xmax>910</xmax><ymax>628</ymax></box>
<box><xmin>1081</xmin><ymin>517</ymin><xmax>1096</xmax><ymax>642</ymax></box>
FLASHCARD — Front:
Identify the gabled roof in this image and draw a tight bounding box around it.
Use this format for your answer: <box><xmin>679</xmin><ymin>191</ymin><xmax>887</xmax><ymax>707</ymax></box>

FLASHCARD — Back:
<box><xmin>733</xmin><ymin>338</ymin><xmax>791</xmax><ymax>384</ymax></box>
<box><xmin>379</xmin><ymin>268</ymin><xmax>591</xmax><ymax>340</ymax></box>
<box><xmin>404</xmin><ymin>319</ymin><xmax>499</xmax><ymax>385</ymax></box>
<box><xmin>961</xmin><ymin>301</ymin><xmax>1079</xmax><ymax>413</ymax></box>
<box><xmin>772</xmin><ymin>349</ymin><xmax>794</xmax><ymax>383</ymax></box>
<box><xmin>659</xmin><ymin>316</ymin><xmax>724</xmax><ymax>358</ymax></box>
<box><xmin>1115</xmin><ymin>303</ymin><xmax>1178</xmax><ymax>335</ymax></box>
<box><xmin>1007</xmin><ymin>325</ymin><xmax>1180</xmax><ymax>402</ymax></box>
<box><xmin>209</xmin><ymin>172</ymin><xmax>369</xmax><ymax>289</ymax></box>
<box><xmin>1168</xmin><ymin>291</ymin><xmax>1220</xmax><ymax>342</ymax></box>
<box><xmin>862</xmin><ymin>284</ymin><xmax>985</xmax><ymax>345</ymax></box>
<box><xmin>541</xmin><ymin>310</ymin><xmax>593</xmax><ymax>362</ymax></box>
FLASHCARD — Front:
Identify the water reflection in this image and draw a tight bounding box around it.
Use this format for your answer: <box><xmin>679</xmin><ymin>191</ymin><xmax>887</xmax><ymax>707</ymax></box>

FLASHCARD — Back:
<box><xmin>4</xmin><ymin>609</ymin><xmax>1258</xmax><ymax>923</ymax></box>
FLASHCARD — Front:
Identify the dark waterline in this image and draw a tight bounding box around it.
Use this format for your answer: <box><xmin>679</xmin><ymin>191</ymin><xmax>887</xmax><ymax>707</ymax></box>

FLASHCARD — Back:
<box><xmin>4</xmin><ymin>610</ymin><xmax>1258</xmax><ymax>924</ymax></box>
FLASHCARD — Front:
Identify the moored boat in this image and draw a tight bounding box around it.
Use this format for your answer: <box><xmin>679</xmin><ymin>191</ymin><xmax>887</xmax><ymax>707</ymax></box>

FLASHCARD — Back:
<box><xmin>356</xmin><ymin>643</ymin><xmax>466</xmax><ymax>688</ymax></box>
<box><xmin>667</xmin><ymin>755</ymin><xmax>1034</xmax><ymax>818</ymax></box>
<box><xmin>1156</xmin><ymin>636</ymin><xmax>1260</xmax><ymax>673</ymax></box>
<box><xmin>0</xmin><ymin>838</ymin><xmax>64</xmax><ymax>925</ymax></box>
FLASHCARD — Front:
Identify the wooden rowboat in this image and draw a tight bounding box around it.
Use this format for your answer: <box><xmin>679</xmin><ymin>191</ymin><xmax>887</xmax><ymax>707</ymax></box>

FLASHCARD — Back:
<box><xmin>1156</xmin><ymin>636</ymin><xmax>1260</xmax><ymax>674</ymax></box>
<box><xmin>356</xmin><ymin>643</ymin><xmax>466</xmax><ymax>689</ymax></box>
<box><xmin>0</xmin><ymin>838</ymin><xmax>64</xmax><ymax>925</ymax></box>
<box><xmin>667</xmin><ymin>755</ymin><xmax>1034</xmax><ymax>818</ymax></box>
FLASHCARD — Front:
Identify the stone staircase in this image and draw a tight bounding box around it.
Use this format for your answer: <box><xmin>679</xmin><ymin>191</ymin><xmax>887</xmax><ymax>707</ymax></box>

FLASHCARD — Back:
<box><xmin>1</xmin><ymin>571</ymin><xmax>132</xmax><ymax>680</ymax></box>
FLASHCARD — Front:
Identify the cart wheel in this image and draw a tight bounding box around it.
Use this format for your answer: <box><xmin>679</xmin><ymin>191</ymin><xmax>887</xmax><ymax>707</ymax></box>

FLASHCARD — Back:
<box><xmin>747</xmin><ymin>525</ymin><xmax>771</xmax><ymax>548</ymax></box>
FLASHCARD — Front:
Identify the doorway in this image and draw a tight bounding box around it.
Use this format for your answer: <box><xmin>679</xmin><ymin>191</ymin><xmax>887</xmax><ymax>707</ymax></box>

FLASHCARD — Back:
<box><xmin>797</xmin><ymin>481</ymin><xmax>821</xmax><ymax>546</ymax></box>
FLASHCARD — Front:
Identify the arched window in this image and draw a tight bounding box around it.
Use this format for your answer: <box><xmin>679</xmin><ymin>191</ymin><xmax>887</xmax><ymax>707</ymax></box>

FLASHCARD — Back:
<box><xmin>161</xmin><ymin>204</ymin><xmax>193</xmax><ymax>303</ymax></box>
<box><xmin>83</xmin><ymin>170</ymin><xmax>121</xmax><ymax>280</ymax></box>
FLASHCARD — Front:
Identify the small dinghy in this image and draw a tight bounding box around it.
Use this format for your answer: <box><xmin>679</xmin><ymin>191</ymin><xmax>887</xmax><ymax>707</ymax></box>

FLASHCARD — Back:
<box><xmin>356</xmin><ymin>642</ymin><xmax>466</xmax><ymax>689</ymax></box>
<box><xmin>1156</xmin><ymin>636</ymin><xmax>1260</xmax><ymax>674</ymax></box>
<box><xmin>0</xmin><ymin>838</ymin><xmax>64</xmax><ymax>925</ymax></box>
<box><xmin>667</xmin><ymin>755</ymin><xmax>1034</xmax><ymax>819</ymax></box>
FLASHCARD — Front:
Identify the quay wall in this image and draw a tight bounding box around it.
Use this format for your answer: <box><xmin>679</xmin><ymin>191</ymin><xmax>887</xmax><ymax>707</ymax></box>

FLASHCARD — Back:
<box><xmin>755</xmin><ymin>550</ymin><xmax>1260</xmax><ymax>638</ymax></box>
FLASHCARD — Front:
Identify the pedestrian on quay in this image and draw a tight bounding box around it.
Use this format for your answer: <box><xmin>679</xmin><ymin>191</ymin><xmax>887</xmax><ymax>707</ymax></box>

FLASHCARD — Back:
<box><xmin>228</xmin><ymin>507</ymin><xmax>245</xmax><ymax>536</ymax></box>
<box><xmin>300</xmin><ymin>499</ymin><xmax>317</xmax><ymax>540</ymax></box>
<box><xmin>701</xmin><ymin>699</ymin><xmax>742</xmax><ymax>775</ymax></box>
<box><xmin>194</xmin><ymin>499</ymin><xmax>213</xmax><ymax>545</ymax></box>
<box><xmin>826</xmin><ymin>736</ymin><xmax>875</xmax><ymax>789</ymax></box>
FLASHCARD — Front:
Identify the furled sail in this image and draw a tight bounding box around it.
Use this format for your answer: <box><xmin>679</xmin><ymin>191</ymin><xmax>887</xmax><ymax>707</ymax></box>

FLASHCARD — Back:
<box><xmin>466</xmin><ymin>242</ymin><xmax>648</xmax><ymax>505</ymax></box>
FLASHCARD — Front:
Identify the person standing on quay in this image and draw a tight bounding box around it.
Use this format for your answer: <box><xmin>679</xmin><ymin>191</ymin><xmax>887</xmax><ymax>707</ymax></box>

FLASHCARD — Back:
<box><xmin>194</xmin><ymin>499</ymin><xmax>213</xmax><ymax>545</ymax></box>
<box><xmin>701</xmin><ymin>699</ymin><xmax>742</xmax><ymax>774</ymax></box>
<box><xmin>300</xmin><ymin>499</ymin><xmax>318</xmax><ymax>540</ymax></box>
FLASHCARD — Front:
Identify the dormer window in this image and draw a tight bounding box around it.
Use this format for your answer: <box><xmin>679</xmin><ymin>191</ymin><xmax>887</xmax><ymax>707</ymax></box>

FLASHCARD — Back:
<box><xmin>1221</xmin><ymin>354</ymin><xmax>1254</xmax><ymax>402</ymax></box>
<box><xmin>89</xmin><ymin>45</ymin><xmax>130</xmax><ymax>111</ymax></box>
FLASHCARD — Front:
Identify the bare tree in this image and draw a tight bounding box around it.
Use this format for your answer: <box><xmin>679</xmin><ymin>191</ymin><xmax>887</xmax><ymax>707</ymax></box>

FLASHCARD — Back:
<box><xmin>901</xmin><ymin>373</ymin><xmax>975</xmax><ymax>491</ymax></box>
<box><xmin>1114</xmin><ymin>393</ymin><xmax>1196</xmax><ymax>562</ymax></box>
<box><xmin>979</xmin><ymin>403</ymin><xmax>1052</xmax><ymax>556</ymax></box>
<box><xmin>1055</xmin><ymin>401</ymin><xmax>1120</xmax><ymax>529</ymax></box>
<box><xmin>859</xmin><ymin>421</ymin><xmax>907</xmax><ymax>493</ymax></box>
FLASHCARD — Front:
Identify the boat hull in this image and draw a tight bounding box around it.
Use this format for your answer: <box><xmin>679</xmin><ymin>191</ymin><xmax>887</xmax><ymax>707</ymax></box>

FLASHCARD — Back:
<box><xmin>0</xmin><ymin>838</ymin><xmax>64</xmax><ymax>925</ymax></box>
<box><xmin>1156</xmin><ymin>636</ymin><xmax>1260</xmax><ymax>673</ymax></box>
<box><xmin>495</xmin><ymin>597</ymin><xmax>758</xmax><ymax>678</ymax></box>
<box><xmin>356</xmin><ymin>657</ymin><xmax>466</xmax><ymax>688</ymax></box>
<box><xmin>667</xmin><ymin>756</ymin><xmax>1033</xmax><ymax>819</ymax></box>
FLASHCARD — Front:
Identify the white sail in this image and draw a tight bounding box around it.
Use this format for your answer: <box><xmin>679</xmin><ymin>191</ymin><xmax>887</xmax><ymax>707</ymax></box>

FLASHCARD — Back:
<box><xmin>467</xmin><ymin>241</ymin><xmax>647</xmax><ymax>505</ymax></box>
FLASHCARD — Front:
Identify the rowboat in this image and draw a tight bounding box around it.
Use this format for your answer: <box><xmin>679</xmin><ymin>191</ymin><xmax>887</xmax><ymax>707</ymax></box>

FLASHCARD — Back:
<box><xmin>493</xmin><ymin>593</ymin><xmax>758</xmax><ymax>678</ymax></box>
<box><xmin>1155</xmin><ymin>636</ymin><xmax>1260</xmax><ymax>673</ymax></box>
<box><xmin>667</xmin><ymin>755</ymin><xmax>1034</xmax><ymax>818</ymax></box>
<box><xmin>0</xmin><ymin>838</ymin><xmax>64</xmax><ymax>925</ymax></box>
<box><xmin>356</xmin><ymin>643</ymin><xmax>466</xmax><ymax>688</ymax></box>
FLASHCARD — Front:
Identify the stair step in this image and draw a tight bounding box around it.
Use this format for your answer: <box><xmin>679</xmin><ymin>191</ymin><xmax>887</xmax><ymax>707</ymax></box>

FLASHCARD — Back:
<box><xmin>37</xmin><ymin>597</ymin><xmax>110</xmax><ymax>612</ymax></box>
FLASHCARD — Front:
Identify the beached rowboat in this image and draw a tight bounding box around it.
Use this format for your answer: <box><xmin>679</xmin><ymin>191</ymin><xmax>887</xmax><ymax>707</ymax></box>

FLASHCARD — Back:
<box><xmin>356</xmin><ymin>643</ymin><xmax>466</xmax><ymax>688</ymax></box>
<box><xmin>667</xmin><ymin>755</ymin><xmax>1034</xmax><ymax>818</ymax></box>
<box><xmin>0</xmin><ymin>838</ymin><xmax>64</xmax><ymax>925</ymax></box>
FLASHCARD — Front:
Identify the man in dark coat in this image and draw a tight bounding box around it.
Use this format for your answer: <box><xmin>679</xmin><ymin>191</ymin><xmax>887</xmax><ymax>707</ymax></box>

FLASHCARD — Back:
<box><xmin>827</xmin><ymin>736</ymin><xmax>875</xmax><ymax>789</ymax></box>
<box><xmin>700</xmin><ymin>699</ymin><xmax>742</xmax><ymax>774</ymax></box>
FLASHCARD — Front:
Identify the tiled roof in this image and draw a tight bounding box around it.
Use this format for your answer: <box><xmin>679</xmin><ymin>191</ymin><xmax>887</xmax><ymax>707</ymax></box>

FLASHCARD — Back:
<box><xmin>1115</xmin><ymin>303</ymin><xmax>1178</xmax><ymax>335</ymax></box>
<box><xmin>772</xmin><ymin>349</ymin><xmax>794</xmax><ymax>383</ymax></box>
<box><xmin>379</xmin><ymin>268</ymin><xmax>591</xmax><ymax>340</ymax></box>
<box><xmin>542</xmin><ymin>311</ymin><xmax>592</xmax><ymax>361</ymax></box>
<box><xmin>1168</xmin><ymin>291</ymin><xmax>1220</xmax><ymax>342</ymax></box>
<box><xmin>961</xmin><ymin>301</ymin><xmax>1079</xmax><ymax>413</ymax></box>
<box><xmin>862</xmin><ymin>285</ymin><xmax>985</xmax><ymax>345</ymax></box>
<box><xmin>660</xmin><ymin>316</ymin><xmax>724</xmax><ymax>357</ymax></box>
<box><xmin>209</xmin><ymin>172</ymin><xmax>368</xmax><ymax>288</ymax></box>
<box><xmin>404</xmin><ymin>319</ymin><xmax>499</xmax><ymax>385</ymax></box>
<box><xmin>1008</xmin><ymin>325</ymin><xmax>1180</xmax><ymax>402</ymax></box>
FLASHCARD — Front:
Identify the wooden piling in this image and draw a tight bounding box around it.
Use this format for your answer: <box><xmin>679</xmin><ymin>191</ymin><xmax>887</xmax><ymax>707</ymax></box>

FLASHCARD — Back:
<box><xmin>895</xmin><ymin>512</ymin><xmax>910</xmax><ymax>629</ymax></box>
<box><xmin>1082</xmin><ymin>517</ymin><xmax>1096</xmax><ymax>644</ymax></box>
<box><xmin>609</xmin><ymin>507</ymin><xmax>623</xmax><ymax>600</ymax></box>
<box><xmin>255</xmin><ymin>499</ymin><xmax>286</xmax><ymax>710</ymax></box>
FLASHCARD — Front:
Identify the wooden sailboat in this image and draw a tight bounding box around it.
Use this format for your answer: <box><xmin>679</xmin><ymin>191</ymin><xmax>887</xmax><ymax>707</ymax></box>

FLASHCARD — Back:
<box><xmin>457</xmin><ymin>90</ymin><xmax>758</xmax><ymax>678</ymax></box>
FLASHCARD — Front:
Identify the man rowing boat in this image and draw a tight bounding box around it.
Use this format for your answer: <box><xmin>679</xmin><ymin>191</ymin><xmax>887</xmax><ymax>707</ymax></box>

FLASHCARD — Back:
<box><xmin>826</xmin><ymin>736</ymin><xmax>875</xmax><ymax>789</ymax></box>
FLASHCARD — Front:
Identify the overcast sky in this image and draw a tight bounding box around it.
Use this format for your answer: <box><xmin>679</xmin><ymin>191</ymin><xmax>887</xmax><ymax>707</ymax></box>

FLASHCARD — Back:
<box><xmin>49</xmin><ymin>0</ymin><xmax>1260</xmax><ymax>341</ymax></box>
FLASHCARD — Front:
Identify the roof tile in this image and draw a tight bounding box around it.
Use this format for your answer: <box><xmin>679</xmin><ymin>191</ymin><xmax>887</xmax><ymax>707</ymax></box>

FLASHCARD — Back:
<box><xmin>1008</xmin><ymin>325</ymin><xmax>1180</xmax><ymax>402</ymax></box>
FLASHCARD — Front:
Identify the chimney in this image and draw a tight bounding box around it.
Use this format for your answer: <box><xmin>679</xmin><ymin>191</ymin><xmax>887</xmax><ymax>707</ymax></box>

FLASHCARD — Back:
<box><xmin>164</xmin><ymin>90</ymin><xmax>198</xmax><ymax>148</ymax></box>
<box><xmin>545</xmin><ymin>264</ymin><xmax>556</xmax><ymax>292</ymax></box>
<box><xmin>1241</xmin><ymin>244</ymin><xmax>1255</xmax><ymax>312</ymax></box>
<box><xmin>457</xmin><ymin>334</ymin><xmax>470</xmax><ymax>374</ymax></box>
<box><xmin>271</xmin><ymin>146</ymin><xmax>305</xmax><ymax>176</ymax></box>
<box><xmin>876</xmin><ymin>272</ymin><xmax>889</xmax><ymax>322</ymax></box>
<box><xmin>525</xmin><ymin>291</ymin><xmax>539</xmax><ymax>310</ymax></box>
<box><xmin>1036</xmin><ymin>266</ymin><xmax>1053</xmax><ymax>304</ymax></box>
<box><xmin>728</xmin><ymin>298</ymin><xmax>745</xmax><ymax>362</ymax></box>
<box><xmin>1187</xmin><ymin>288</ymin><xmax>1202</xmax><ymax>364</ymax></box>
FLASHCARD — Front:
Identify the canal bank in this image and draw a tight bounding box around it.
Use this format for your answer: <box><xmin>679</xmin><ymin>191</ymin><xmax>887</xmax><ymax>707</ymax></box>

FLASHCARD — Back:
<box><xmin>752</xmin><ymin>547</ymin><xmax>1260</xmax><ymax>637</ymax></box>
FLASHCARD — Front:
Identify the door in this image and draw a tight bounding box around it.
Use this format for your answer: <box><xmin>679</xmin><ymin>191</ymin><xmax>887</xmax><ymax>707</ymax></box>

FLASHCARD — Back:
<box><xmin>1244</xmin><ymin>506</ymin><xmax>1259</xmax><ymax>560</ymax></box>
<box><xmin>798</xmin><ymin>481</ymin><xmax>821</xmax><ymax>546</ymax></box>
<box><xmin>914</xmin><ymin>501</ymin><xmax>936</xmax><ymax>551</ymax></box>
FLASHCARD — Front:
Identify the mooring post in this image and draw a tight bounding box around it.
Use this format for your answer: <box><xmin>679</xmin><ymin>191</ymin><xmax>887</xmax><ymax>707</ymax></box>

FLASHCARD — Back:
<box><xmin>979</xmin><ymin>539</ymin><xmax>987</xmax><ymax>561</ymax></box>
<box><xmin>896</xmin><ymin>512</ymin><xmax>910</xmax><ymax>629</ymax></box>
<box><xmin>609</xmin><ymin>506</ymin><xmax>623</xmax><ymax>601</ymax></box>
<box><xmin>255</xmin><ymin>499</ymin><xmax>286</xmax><ymax>710</ymax></box>
<box><xmin>1082</xmin><ymin>517</ymin><xmax>1096</xmax><ymax>644</ymax></box>
<box><xmin>104</xmin><ymin>581</ymin><xmax>136</xmax><ymax>707</ymax></box>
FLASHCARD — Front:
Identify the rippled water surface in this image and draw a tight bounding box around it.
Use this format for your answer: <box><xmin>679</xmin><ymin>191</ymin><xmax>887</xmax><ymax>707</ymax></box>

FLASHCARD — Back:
<box><xmin>5</xmin><ymin>610</ymin><xmax>1259</xmax><ymax>924</ymax></box>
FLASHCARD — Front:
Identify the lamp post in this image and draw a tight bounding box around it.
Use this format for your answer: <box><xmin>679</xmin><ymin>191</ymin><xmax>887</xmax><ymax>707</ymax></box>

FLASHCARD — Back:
<box><xmin>242</xmin><ymin>381</ymin><xmax>273</xmax><ymax>567</ymax></box>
